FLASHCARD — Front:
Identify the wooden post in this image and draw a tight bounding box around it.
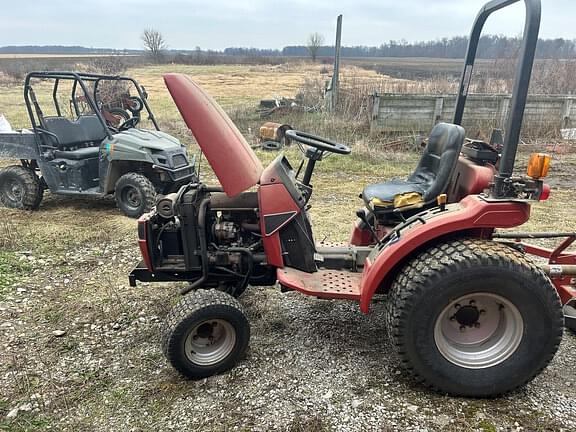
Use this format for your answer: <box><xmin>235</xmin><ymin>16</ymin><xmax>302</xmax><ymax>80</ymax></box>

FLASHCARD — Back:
<box><xmin>433</xmin><ymin>96</ymin><xmax>444</xmax><ymax>126</ymax></box>
<box><xmin>370</xmin><ymin>92</ymin><xmax>380</xmax><ymax>132</ymax></box>
<box><xmin>562</xmin><ymin>98</ymin><xmax>573</xmax><ymax>128</ymax></box>
<box><xmin>499</xmin><ymin>96</ymin><xmax>511</xmax><ymax>129</ymax></box>
<box><xmin>328</xmin><ymin>15</ymin><xmax>343</xmax><ymax>113</ymax></box>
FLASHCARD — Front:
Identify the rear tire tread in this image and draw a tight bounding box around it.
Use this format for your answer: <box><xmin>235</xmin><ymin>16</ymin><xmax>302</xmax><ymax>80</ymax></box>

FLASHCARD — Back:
<box><xmin>385</xmin><ymin>238</ymin><xmax>563</xmax><ymax>396</ymax></box>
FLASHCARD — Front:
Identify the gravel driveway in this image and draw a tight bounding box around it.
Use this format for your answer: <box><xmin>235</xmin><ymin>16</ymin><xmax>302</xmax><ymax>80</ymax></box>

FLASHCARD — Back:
<box><xmin>1</xmin><ymin>241</ymin><xmax>575</xmax><ymax>432</ymax></box>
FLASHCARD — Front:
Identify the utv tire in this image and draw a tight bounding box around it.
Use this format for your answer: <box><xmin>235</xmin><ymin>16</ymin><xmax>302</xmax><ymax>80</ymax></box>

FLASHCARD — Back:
<box><xmin>162</xmin><ymin>289</ymin><xmax>250</xmax><ymax>379</ymax></box>
<box><xmin>0</xmin><ymin>165</ymin><xmax>43</xmax><ymax>210</ymax></box>
<box><xmin>385</xmin><ymin>239</ymin><xmax>563</xmax><ymax>397</ymax></box>
<box><xmin>115</xmin><ymin>173</ymin><xmax>156</xmax><ymax>218</ymax></box>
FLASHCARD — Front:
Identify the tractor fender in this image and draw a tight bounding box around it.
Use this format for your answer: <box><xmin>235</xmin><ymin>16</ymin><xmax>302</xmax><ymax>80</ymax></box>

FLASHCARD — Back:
<box><xmin>359</xmin><ymin>195</ymin><xmax>531</xmax><ymax>313</ymax></box>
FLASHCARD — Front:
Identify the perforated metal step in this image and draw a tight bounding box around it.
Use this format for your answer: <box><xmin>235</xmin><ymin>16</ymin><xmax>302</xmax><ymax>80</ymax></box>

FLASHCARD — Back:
<box><xmin>277</xmin><ymin>267</ymin><xmax>362</xmax><ymax>300</ymax></box>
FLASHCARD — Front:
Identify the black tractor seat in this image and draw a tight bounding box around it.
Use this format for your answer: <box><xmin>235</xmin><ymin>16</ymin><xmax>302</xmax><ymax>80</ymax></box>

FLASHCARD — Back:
<box><xmin>53</xmin><ymin>146</ymin><xmax>100</xmax><ymax>160</ymax></box>
<box><xmin>362</xmin><ymin>122</ymin><xmax>465</xmax><ymax>213</ymax></box>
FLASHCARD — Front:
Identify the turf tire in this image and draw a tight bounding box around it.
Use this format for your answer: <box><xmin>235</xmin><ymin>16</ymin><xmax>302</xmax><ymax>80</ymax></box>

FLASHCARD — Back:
<box><xmin>162</xmin><ymin>289</ymin><xmax>250</xmax><ymax>379</ymax></box>
<box><xmin>385</xmin><ymin>238</ymin><xmax>564</xmax><ymax>397</ymax></box>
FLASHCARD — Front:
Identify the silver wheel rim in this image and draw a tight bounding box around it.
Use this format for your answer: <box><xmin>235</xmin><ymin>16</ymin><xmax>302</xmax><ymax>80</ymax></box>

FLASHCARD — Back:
<box><xmin>434</xmin><ymin>293</ymin><xmax>523</xmax><ymax>369</ymax></box>
<box><xmin>184</xmin><ymin>319</ymin><xmax>236</xmax><ymax>366</ymax></box>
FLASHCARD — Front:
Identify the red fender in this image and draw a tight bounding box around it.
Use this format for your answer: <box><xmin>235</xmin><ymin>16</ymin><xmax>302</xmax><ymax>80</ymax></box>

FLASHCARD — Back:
<box><xmin>359</xmin><ymin>195</ymin><xmax>531</xmax><ymax>313</ymax></box>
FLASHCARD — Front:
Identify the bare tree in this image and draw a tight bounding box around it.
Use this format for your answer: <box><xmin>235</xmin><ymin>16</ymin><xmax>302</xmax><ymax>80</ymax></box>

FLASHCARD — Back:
<box><xmin>141</xmin><ymin>28</ymin><xmax>167</xmax><ymax>63</ymax></box>
<box><xmin>307</xmin><ymin>33</ymin><xmax>325</xmax><ymax>62</ymax></box>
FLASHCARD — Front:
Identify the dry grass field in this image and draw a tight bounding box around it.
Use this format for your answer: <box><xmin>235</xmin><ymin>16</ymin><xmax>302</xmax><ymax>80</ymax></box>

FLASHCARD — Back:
<box><xmin>0</xmin><ymin>63</ymin><xmax>575</xmax><ymax>431</ymax></box>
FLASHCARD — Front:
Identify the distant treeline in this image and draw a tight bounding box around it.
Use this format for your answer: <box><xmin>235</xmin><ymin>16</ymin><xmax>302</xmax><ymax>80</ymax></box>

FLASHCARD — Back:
<box><xmin>0</xmin><ymin>45</ymin><xmax>142</xmax><ymax>55</ymax></box>
<box><xmin>3</xmin><ymin>36</ymin><xmax>576</xmax><ymax>59</ymax></box>
<box><xmin>229</xmin><ymin>36</ymin><xmax>576</xmax><ymax>59</ymax></box>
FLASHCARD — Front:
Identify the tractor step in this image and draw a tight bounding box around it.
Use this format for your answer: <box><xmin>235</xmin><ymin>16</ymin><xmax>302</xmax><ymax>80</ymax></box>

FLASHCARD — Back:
<box><xmin>277</xmin><ymin>267</ymin><xmax>362</xmax><ymax>300</ymax></box>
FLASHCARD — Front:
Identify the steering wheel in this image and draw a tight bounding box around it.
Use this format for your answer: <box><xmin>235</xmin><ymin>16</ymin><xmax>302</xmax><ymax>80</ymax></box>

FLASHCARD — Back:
<box><xmin>118</xmin><ymin>116</ymin><xmax>140</xmax><ymax>131</ymax></box>
<box><xmin>285</xmin><ymin>130</ymin><xmax>351</xmax><ymax>155</ymax></box>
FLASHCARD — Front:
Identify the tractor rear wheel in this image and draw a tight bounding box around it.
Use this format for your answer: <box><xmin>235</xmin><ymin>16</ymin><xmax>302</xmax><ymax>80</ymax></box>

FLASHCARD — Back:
<box><xmin>114</xmin><ymin>172</ymin><xmax>156</xmax><ymax>218</ymax></box>
<box><xmin>385</xmin><ymin>238</ymin><xmax>563</xmax><ymax>397</ymax></box>
<box><xmin>162</xmin><ymin>289</ymin><xmax>250</xmax><ymax>379</ymax></box>
<box><xmin>0</xmin><ymin>165</ymin><xmax>43</xmax><ymax>210</ymax></box>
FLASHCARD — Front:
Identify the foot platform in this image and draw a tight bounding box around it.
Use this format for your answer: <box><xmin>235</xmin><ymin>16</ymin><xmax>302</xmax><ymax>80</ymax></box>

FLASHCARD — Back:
<box><xmin>277</xmin><ymin>267</ymin><xmax>362</xmax><ymax>300</ymax></box>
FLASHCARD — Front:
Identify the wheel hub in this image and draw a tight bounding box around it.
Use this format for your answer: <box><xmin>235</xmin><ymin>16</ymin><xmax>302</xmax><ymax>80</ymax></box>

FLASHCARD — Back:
<box><xmin>453</xmin><ymin>304</ymin><xmax>481</xmax><ymax>327</ymax></box>
<box><xmin>123</xmin><ymin>187</ymin><xmax>142</xmax><ymax>209</ymax></box>
<box><xmin>184</xmin><ymin>319</ymin><xmax>236</xmax><ymax>366</ymax></box>
<box><xmin>434</xmin><ymin>293</ymin><xmax>524</xmax><ymax>369</ymax></box>
<box><xmin>5</xmin><ymin>180</ymin><xmax>24</xmax><ymax>202</ymax></box>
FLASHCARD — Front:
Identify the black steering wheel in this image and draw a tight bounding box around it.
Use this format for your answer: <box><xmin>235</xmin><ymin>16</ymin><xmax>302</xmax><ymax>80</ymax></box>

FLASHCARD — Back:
<box><xmin>285</xmin><ymin>130</ymin><xmax>351</xmax><ymax>155</ymax></box>
<box><xmin>118</xmin><ymin>116</ymin><xmax>140</xmax><ymax>131</ymax></box>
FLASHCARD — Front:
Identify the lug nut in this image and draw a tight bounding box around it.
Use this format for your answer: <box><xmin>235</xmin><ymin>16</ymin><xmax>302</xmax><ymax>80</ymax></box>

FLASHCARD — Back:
<box><xmin>469</xmin><ymin>300</ymin><xmax>476</xmax><ymax>305</ymax></box>
<box><xmin>454</xmin><ymin>304</ymin><xmax>461</xmax><ymax>309</ymax></box>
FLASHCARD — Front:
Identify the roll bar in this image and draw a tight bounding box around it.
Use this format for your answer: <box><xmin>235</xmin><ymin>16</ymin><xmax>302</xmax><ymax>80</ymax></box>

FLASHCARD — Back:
<box><xmin>453</xmin><ymin>0</ymin><xmax>541</xmax><ymax>198</ymax></box>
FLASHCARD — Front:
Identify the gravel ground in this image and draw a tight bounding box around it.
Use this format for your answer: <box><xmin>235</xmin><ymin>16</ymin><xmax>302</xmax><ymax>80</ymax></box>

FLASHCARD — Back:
<box><xmin>1</xmin><ymin>240</ymin><xmax>575</xmax><ymax>432</ymax></box>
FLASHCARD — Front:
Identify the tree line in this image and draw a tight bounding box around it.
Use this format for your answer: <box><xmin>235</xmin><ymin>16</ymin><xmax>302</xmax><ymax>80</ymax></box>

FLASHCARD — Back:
<box><xmin>226</xmin><ymin>35</ymin><xmax>576</xmax><ymax>59</ymax></box>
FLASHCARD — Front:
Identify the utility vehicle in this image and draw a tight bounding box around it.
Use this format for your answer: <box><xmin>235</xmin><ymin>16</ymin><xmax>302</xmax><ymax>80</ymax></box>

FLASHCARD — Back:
<box><xmin>129</xmin><ymin>0</ymin><xmax>576</xmax><ymax>396</ymax></box>
<box><xmin>0</xmin><ymin>72</ymin><xmax>196</xmax><ymax>217</ymax></box>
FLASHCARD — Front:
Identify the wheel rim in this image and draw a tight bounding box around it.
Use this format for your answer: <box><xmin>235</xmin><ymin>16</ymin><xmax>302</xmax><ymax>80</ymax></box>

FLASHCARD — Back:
<box><xmin>184</xmin><ymin>319</ymin><xmax>236</xmax><ymax>366</ymax></box>
<box><xmin>121</xmin><ymin>186</ymin><xmax>142</xmax><ymax>210</ymax></box>
<box><xmin>3</xmin><ymin>179</ymin><xmax>24</xmax><ymax>204</ymax></box>
<box><xmin>434</xmin><ymin>293</ymin><xmax>523</xmax><ymax>369</ymax></box>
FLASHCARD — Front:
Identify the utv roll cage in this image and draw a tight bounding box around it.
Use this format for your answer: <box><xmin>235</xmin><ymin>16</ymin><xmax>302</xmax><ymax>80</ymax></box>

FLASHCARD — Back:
<box><xmin>23</xmin><ymin>71</ymin><xmax>160</xmax><ymax>139</ymax></box>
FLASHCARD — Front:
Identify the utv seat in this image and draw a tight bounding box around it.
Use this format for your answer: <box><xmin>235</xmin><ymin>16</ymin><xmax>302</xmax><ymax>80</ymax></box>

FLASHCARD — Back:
<box><xmin>362</xmin><ymin>122</ymin><xmax>465</xmax><ymax>213</ymax></box>
<box><xmin>42</xmin><ymin>115</ymin><xmax>107</xmax><ymax>150</ymax></box>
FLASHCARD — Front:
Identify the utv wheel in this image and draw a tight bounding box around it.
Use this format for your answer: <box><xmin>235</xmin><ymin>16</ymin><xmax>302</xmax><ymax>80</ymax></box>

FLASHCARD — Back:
<box><xmin>0</xmin><ymin>165</ymin><xmax>43</xmax><ymax>210</ymax></box>
<box><xmin>385</xmin><ymin>239</ymin><xmax>563</xmax><ymax>397</ymax></box>
<box><xmin>115</xmin><ymin>173</ymin><xmax>156</xmax><ymax>218</ymax></box>
<box><xmin>162</xmin><ymin>289</ymin><xmax>250</xmax><ymax>379</ymax></box>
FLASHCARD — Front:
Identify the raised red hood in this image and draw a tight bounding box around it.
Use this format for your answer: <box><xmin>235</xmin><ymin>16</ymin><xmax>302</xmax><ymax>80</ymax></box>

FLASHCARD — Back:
<box><xmin>163</xmin><ymin>73</ymin><xmax>263</xmax><ymax>196</ymax></box>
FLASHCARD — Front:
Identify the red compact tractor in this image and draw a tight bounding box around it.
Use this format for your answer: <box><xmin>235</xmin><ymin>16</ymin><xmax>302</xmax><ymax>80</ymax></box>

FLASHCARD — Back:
<box><xmin>129</xmin><ymin>0</ymin><xmax>576</xmax><ymax>397</ymax></box>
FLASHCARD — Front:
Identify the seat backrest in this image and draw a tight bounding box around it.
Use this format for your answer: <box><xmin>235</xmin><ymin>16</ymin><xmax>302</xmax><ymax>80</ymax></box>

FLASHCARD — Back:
<box><xmin>77</xmin><ymin>115</ymin><xmax>108</xmax><ymax>143</ymax></box>
<box><xmin>408</xmin><ymin>122</ymin><xmax>465</xmax><ymax>202</ymax></box>
<box><xmin>43</xmin><ymin>115</ymin><xmax>107</xmax><ymax>149</ymax></box>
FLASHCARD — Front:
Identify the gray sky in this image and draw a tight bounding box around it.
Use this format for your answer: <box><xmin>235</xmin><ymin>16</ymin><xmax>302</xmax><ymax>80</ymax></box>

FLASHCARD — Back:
<box><xmin>1</xmin><ymin>0</ymin><xmax>574</xmax><ymax>50</ymax></box>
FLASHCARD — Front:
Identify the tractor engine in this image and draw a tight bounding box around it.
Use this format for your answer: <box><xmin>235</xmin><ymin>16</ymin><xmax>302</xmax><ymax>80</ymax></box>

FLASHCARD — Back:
<box><xmin>137</xmin><ymin>184</ymin><xmax>271</xmax><ymax>295</ymax></box>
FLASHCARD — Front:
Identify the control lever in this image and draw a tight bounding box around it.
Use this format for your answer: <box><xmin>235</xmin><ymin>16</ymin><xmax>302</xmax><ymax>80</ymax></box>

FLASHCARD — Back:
<box><xmin>356</xmin><ymin>209</ymin><xmax>379</xmax><ymax>243</ymax></box>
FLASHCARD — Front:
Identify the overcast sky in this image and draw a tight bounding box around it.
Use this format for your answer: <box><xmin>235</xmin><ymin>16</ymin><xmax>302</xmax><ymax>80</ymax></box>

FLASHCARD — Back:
<box><xmin>1</xmin><ymin>0</ymin><xmax>574</xmax><ymax>50</ymax></box>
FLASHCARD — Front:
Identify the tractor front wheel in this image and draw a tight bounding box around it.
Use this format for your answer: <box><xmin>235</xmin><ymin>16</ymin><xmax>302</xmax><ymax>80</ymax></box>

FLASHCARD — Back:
<box><xmin>162</xmin><ymin>289</ymin><xmax>250</xmax><ymax>379</ymax></box>
<box><xmin>385</xmin><ymin>239</ymin><xmax>564</xmax><ymax>397</ymax></box>
<box><xmin>0</xmin><ymin>165</ymin><xmax>43</xmax><ymax>210</ymax></box>
<box><xmin>114</xmin><ymin>172</ymin><xmax>156</xmax><ymax>218</ymax></box>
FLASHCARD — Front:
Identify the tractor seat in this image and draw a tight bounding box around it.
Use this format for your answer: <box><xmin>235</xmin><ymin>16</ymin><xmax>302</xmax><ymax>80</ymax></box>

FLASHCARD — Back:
<box><xmin>53</xmin><ymin>146</ymin><xmax>100</xmax><ymax>160</ymax></box>
<box><xmin>362</xmin><ymin>122</ymin><xmax>465</xmax><ymax>212</ymax></box>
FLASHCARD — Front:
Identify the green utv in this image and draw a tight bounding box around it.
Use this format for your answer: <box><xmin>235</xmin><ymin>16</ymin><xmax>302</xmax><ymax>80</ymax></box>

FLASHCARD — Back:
<box><xmin>0</xmin><ymin>72</ymin><xmax>196</xmax><ymax>217</ymax></box>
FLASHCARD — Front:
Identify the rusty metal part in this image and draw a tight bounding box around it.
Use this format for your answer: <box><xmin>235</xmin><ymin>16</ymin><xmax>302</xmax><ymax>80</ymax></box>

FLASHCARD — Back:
<box><xmin>541</xmin><ymin>265</ymin><xmax>576</xmax><ymax>277</ymax></box>
<box><xmin>258</xmin><ymin>122</ymin><xmax>292</xmax><ymax>143</ymax></box>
